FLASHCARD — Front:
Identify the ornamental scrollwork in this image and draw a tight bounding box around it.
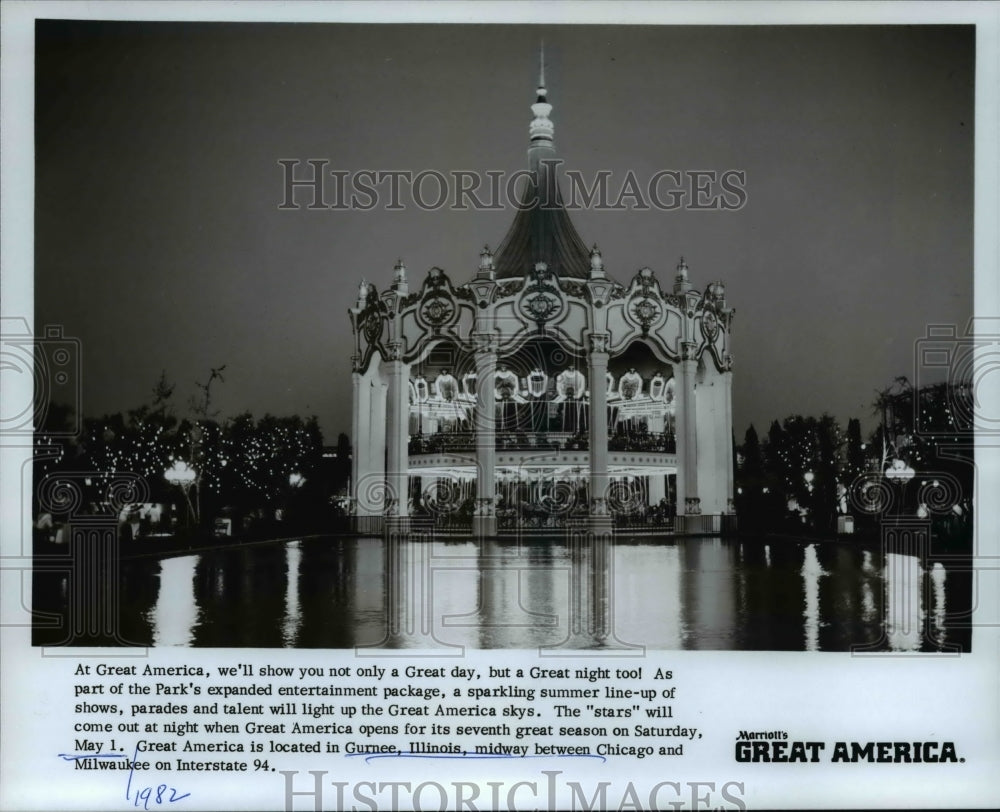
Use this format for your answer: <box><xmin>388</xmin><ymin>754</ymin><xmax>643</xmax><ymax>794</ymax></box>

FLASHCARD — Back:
<box><xmin>472</xmin><ymin>331</ymin><xmax>498</xmax><ymax>354</ymax></box>
<box><xmin>414</xmin><ymin>267</ymin><xmax>460</xmax><ymax>332</ymax></box>
<box><xmin>524</xmin><ymin>292</ymin><xmax>559</xmax><ymax>320</ymax></box>
<box><xmin>607</xmin><ymin>284</ymin><xmax>628</xmax><ymax>301</ymax></box>
<box><xmin>517</xmin><ymin>262</ymin><xmax>565</xmax><ymax>329</ymax></box>
<box><xmin>631</xmin><ymin>267</ymin><xmax>660</xmax><ymax>297</ymax></box>
<box><xmin>589</xmin><ymin>333</ymin><xmax>609</xmax><ymax>354</ymax></box>
<box><xmin>361</xmin><ymin>306</ymin><xmax>385</xmax><ymax>346</ymax></box>
<box><xmin>625</xmin><ymin>268</ymin><xmax>666</xmax><ymax>336</ymax></box>
<box><xmin>629</xmin><ymin>295</ymin><xmax>662</xmax><ymax>336</ymax></box>
<box><xmin>700</xmin><ymin>310</ymin><xmax>720</xmax><ymax>342</ymax></box>
<box><xmin>559</xmin><ymin>279</ymin><xmax>589</xmax><ymax>300</ymax></box>
<box><xmin>420</xmin><ymin>295</ymin><xmax>455</xmax><ymax>327</ymax></box>
<box><xmin>497</xmin><ymin>280</ymin><xmax>524</xmax><ymax>298</ymax></box>
<box><xmin>695</xmin><ymin>281</ymin><xmax>727</xmax><ymax>312</ymax></box>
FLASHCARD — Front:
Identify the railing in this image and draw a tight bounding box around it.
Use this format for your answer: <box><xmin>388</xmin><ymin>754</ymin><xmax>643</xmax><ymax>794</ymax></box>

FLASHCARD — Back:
<box><xmin>342</xmin><ymin>508</ymin><xmax>676</xmax><ymax>534</ymax></box>
<box><xmin>496</xmin><ymin>506</ymin><xmax>590</xmax><ymax>530</ymax></box>
<box><xmin>612</xmin><ymin>510</ymin><xmax>676</xmax><ymax>531</ymax></box>
<box><xmin>408</xmin><ymin>430</ymin><xmax>674</xmax><ymax>455</ymax></box>
<box><xmin>350</xmin><ymin>515</ymin><xmax>385</xmax><ymax>536</ymax></box>
<box><xmin>494</xmin><ymin>507</ymin><xmax>676</xmax><ymax>532</ymax></box>
<box><xmin>608</xmin><ymin>432</ymin><xmax>676</xmax><ymax>453</ymax></box>
<box><xmin>494</xmin><ymin>432</ymin><xmax>583</xmax><ymax>451</ymax></box>
<box><xmin>409</xmin><ymin>432</ymin><xmax>476</xmax><ymax>454</ymax></box>
<box><xmin>405</xmin><ymin>510</ymin><xmax>472</xmax><ymax>531</ymax></box>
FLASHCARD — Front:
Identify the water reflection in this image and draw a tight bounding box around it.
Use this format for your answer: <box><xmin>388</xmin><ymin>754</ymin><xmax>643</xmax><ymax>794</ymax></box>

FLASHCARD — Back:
<box><xmin>931</xmin><ymin>563</ymin><xmax>947</xmax><ymax>648</ymax></box>
<box><xmin>885</xmin><ymin>552</ymin><xmax>924</xmax><ymax>652</ymax></box>
<box><xmin>149</xmin><ymin>555</ymin><xmax>198</xmax><ymax>646</ymax></box>
<box><xmin>34</xmin><ymin>536</ymin><xmax>970</xmax><ymax>651</ymax></box>
<box><xmin>801</xmin><ymin>544</ymin><xmax>825</xmax><ymax>652</ymax></box>
<box><xmin>282</xmin><ymin>542</ymin><xmax>302</xmax><ymax>647</ymax></box>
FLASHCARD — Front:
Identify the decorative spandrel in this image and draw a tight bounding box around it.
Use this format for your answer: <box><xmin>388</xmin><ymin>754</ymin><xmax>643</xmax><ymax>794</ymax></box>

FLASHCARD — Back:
<box><xmin>693</xmin><ymin>280</ymin><xmax>734</xmax><ymax>373</ymax></box>
<box><xmin>517</xmin><ymin>262</ymin><xmax>566</xmax><ymax>331</ymax></box>
<box><xmin>414</xmin><ymin>268</ymin><xmax>461</xmax><ymax>333</ymax></box>
<box><xmin>349</xmin><ymin>282</ymin><xmax>390</xmax><ymax>373</ymax></box>
<box><xmin>623</xmin><ymin>268</ymin><xmax>669</xmax><ymax>337</ymax></box>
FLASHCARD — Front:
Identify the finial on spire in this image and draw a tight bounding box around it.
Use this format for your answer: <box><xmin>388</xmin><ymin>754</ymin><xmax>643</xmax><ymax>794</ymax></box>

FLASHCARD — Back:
<box><xmin>392</xmin><ymin>258</ymin><xmax>408</xmax><ymax>293</ymax></box>
<box><xmin>673</xmin><ymin>256</ymin><xmax>691</xmax><ymax>294</ymax></box>
<box><xmin>529</xmin><ymin>42</ymin><xmax>554</xmax><ymax>159</ymax></box>
<box><xmin>538</xmin><ymin>41</ymin><xmax>546</xmax><ymax>99</ymax></box>
<box><xmin>479</xmin><ymin>244</ymin><xmax>494</xmax><ymax>272</ymax></box>
<box><xmin>589</xmin><ymin>243</ymin><xmax>605</xmax><ymax>277</ymax></box>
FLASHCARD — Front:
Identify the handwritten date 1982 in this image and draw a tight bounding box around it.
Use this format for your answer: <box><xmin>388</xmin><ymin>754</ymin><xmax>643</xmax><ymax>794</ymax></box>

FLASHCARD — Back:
<box><xmin>125</xmin><ymin>747</ymin><xmax>189</xmax><ymax>810</ymax></box>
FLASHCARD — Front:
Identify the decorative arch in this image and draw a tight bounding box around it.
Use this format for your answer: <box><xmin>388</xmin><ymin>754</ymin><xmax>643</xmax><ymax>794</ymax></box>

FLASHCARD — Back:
<box><xmin>611</xmin><ymin>336</ymin><xmax>679</xmax><ymax>368</ymax></box>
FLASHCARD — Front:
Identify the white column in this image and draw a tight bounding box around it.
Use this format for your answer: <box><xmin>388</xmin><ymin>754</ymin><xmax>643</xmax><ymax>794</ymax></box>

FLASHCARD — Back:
<box><xmin>648</xmin><ymin>474</ymin><xmax>666</xmax><ymax>505</ymax></box>
<box><xmin>363</xmin><ymin>375</ymin><xmax>387</xmax><ymax>515</ymax></box>
<box><xmin>723</xmin><ymin>367</ymin><xmax>735</xmax><ymax>516</ymax></box>
<box><xmin>588</xmin><ymin>335</ymin><xmax>613</xmax><ymax>530</ymax></box>
<box><xmin>351</xmin><ymin>371</ymin><xmax>363</xmax><ymax>514</ymax></box>
<box><xmin>473</xmin><ymin>338</ymin><xmax>497</xmax><ymax>536</ymax></box>
<box><xmin>676</xmin><ymin>344</ymin><xmax>700</xmax><ymax>523</ymax></box>
<box><xmin>384</xmin><ymin>349</ymin><xmax>410</xmax><ymax>532</ymax></box>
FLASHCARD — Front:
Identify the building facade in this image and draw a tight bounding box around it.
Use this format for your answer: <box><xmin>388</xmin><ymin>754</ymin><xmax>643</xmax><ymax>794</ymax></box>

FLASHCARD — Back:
<box><xmin>349</xmin><ymin>64</ymin><xmax>735</xmax><ymax>535</ymax></box>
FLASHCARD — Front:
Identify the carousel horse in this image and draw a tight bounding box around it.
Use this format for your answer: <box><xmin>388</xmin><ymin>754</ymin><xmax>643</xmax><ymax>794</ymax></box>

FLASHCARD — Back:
<box><xmin>555</xmin><ymin>368</ymin><xmax>587</xmax><ymax>432</ymax></box>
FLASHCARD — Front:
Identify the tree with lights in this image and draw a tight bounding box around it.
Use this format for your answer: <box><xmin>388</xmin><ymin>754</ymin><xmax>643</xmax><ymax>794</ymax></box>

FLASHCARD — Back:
<box><xmin>38</xmin><ymin>368</ymin><xmax>330</xmax><ymax>539</ymax></box>
<box><xmin>750</xmin><ymin>414</ymin><xmax>844</xmax><ymax>531</ymax></box>
<box><xmin>734</xmin><ymin>424</ymin><xmax>786</xmax><ymax>530</ymax></box>
<box><xmin>870</xmin><ymin>377</ymin><xmax>973</xmax><ymax>545</ymax></box>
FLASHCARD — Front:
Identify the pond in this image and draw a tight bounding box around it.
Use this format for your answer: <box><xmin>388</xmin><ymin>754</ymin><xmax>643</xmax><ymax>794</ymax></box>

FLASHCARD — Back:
<box><xmin>33</xmin><ymin>533</ymin><xmax>971</xmax><ymax>652</ymax></box>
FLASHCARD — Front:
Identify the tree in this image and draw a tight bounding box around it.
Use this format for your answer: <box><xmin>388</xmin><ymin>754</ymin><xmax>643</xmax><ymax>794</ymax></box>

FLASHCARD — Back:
<box><xmin>812</xmin><ymin>414</ymin><xmax>842</xmax><ymax>532</ymax></box>
<box><xmin>758</xmin><ymin>414</ymin><xmax>843</xmax><ymax>531</ymax></box>
<box><xmin>217</xmin><ymin>412</ymin><xmax>324</xmax><ymax>520</ymax></box>
<box><xmin>186</xmin><ymin>365</ymin><xmax>227</xmax><ymax>525</ymax></box>
<box><xmin>735</xmin><ymin>425</ymin><xmax>766</xmax><ymax>529</ymax></box>
<box><xmin>869</xmin><ymin>378</ymin><xmax>973</xmax><ymax>546</ymax></box>
<box><xmin>151</xmin><ymin>370</ymin><xmax>176</xmax><ymax>417</ymax></box>
<box><xmin>33</xmin><ymin>401</ymin><xmax>81</xmax><ymax>518</ymax></box>
<box><xmin>741</xmin><ymin>425</ymin><xmax>763</xmax><ymax>479</ymax></box>
<box><xmin>844</xmin><ymin>418</ymin><xmax>866</xmax><ymax>482</ymax></box>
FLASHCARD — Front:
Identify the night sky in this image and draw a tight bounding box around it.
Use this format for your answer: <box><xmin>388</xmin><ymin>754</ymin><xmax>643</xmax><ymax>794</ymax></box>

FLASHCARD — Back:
<box><xmin>33</xmin><ymin>21</ymin><xmax>974</xmax><ymax>443</ymax></box>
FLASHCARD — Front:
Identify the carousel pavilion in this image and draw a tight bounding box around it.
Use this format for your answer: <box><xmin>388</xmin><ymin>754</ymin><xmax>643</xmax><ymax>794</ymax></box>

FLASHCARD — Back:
<box><xmin>349</xmin><ymin>62</ymin><xmax>735</xmax><ymax>536</ymax></box>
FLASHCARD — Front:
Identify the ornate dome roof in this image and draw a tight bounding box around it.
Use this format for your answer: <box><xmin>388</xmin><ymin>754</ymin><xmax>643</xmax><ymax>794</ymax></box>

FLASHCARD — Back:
<box><xmin>491</xmin><ymin>166</ymin><xmax>592</xmax><ymax>280</ymax></box>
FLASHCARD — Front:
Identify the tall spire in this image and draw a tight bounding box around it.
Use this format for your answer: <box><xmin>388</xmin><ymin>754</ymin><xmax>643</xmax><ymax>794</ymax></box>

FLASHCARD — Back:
<box><xmin>528</xmin><ymin>41</ymin><xmax>554</xmax><ymax>168</ymax></box>
<box><xmin>491</xmin><ymin>45</ymin><xmax>592</xmax><ymax>280</ymax></box>
<box><xmin>538</xmin><ymin>41</ymin><xmax>546</xmax><ymax>99</ymax></box>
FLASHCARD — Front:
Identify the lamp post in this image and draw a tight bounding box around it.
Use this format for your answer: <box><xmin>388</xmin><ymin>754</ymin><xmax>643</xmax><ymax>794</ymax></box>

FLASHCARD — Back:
<box><xmin>165</xmin><ymin>460</ymin><xmax>198</xmax><ymax>528</ymax></box>
<box><xmin>802</xmin><ymin>470</ymin><xmax>815</xmax><ymax>526</ymax></box>
<box><xmin>283</xmin><ymin>472</ymin><xmax>306</xmax><ymax>524</ymax></box>
<box><xmin>189</xmin><ymin>424</ymin><xmax>203</xmax><ymax>526</ymax></box>
<box><xmin>884</xmin><ymin>458</ymin><xmax>915</xmax><ymax>519</ymax></box>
